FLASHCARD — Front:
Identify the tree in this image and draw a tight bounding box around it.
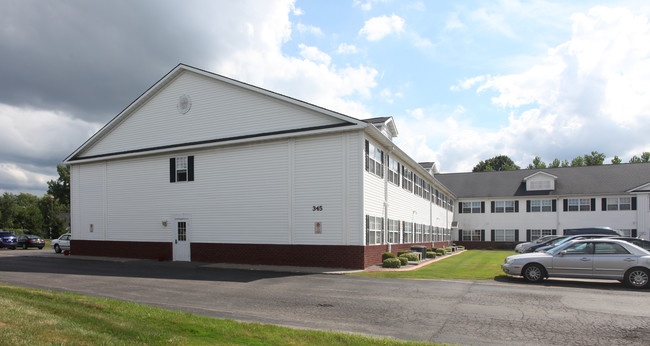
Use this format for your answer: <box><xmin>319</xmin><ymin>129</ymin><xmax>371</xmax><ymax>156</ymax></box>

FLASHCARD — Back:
<box><xmin>611</xmin><ymin>156</ymin><xmax>622</xmax><ymax>164</ymax></box>
<box><xmin>548</xmin><ymin>158</ymin><xmax>561</xmax><ymax>168</ymax></box>
<box><xmin>583</xmin><ymin>151</ymin><xmax>606</xmax><ymax>166</ymax></box>
<box><xmin>527</xmin><ymin>156</ymin><xmax>546</xmax><ymax>169</ymax></box>
<box><xmin>47</xmin><ymin>164</ymin><xmax>70</xmax><ymax>206</ymax></box>
<box><xmin>571</xmin><ymin>156</ymin><xmax>584</xmax><ymax>167</ymax></box>
<box><xmin>629</xmin><ymin>152</ymin><xmax>650</xmax><ymax>163</ymax></box>
<box><xmin>473</xmin><ymin>155</ymin><xmax>520</xmax><ymax>172</ymax></box>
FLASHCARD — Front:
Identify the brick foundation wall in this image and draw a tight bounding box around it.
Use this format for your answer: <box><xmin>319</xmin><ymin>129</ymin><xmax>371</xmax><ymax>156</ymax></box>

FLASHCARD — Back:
<box><xmin>69</xmin><ymin>240</ymin><xmax>455</xmax><ymax>269</ymax></box>
<box><xmin>71</xmin><ymin>240</ymin><xmax>172</xmax><ymax>260</ymax></box>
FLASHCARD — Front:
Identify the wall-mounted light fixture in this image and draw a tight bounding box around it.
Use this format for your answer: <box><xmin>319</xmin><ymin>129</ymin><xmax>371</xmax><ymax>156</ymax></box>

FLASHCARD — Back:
<box><xmin>162</xmin><ymin>219</ymin><xmax>168</xmax><ymax>227</ymax></box>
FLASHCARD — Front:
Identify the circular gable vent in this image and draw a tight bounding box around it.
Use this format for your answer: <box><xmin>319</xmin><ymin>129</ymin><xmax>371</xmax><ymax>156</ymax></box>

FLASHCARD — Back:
<box><xmin>177</xmin><ymin>94</ymin><xmax>192</xmax><ymax>114</ymax></box>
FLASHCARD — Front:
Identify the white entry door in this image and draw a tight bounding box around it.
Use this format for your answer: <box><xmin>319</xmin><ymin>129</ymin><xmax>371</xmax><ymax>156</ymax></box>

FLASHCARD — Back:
<box><xmin>173</xmin><ymin>220</ymin><xmax>191</xmax><ymax>261</ymax></box>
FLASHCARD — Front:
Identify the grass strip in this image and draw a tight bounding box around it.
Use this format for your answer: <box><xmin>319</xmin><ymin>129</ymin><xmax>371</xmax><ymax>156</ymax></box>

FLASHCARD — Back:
<box><xmin>352</xmin><ymin>250</ymin><xmax>516</xmax><ymax>279</ymax></box>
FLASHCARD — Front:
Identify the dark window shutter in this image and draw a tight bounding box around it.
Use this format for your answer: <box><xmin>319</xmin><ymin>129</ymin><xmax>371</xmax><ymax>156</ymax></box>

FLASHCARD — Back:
<box><xmin>188</xmin><ymin>156</ymin><xmax>194</xmax><ymax>181</ymax></box>
<box><xmin>515</xmin><ymin>230</ymin><xmax>519</xmax><ymax>242</ymax></box>
<box><xmin>380</xmin><ymin>152</ymin><xmax>384</xmax><ymax>178</ymax></box>
<box><xmin>526</xmin><ymin>229</ymin><xmax>531</xmax><ymax>241</ymax></box>
<box><xmin>364</xmin><ymin>140</ymin><xmax>369</xmax><ymax>171</ymax></box>
<box><xmin>552</xmin><ymin>229</ymin><xmax>557</xmax><ymax>235</ymax></box>
<box><xmin>632</xmin><ymin>229</ymin><xmax>638</xmax><ymax>237</ymax></box>
<box><xmin>552</xmin><ymin>200</ymin><xmax>557</xmax><ymax>212</ymax></box>
<box><xmin>491</xmin><ymin>201</ymin><xmax>495</xmax><ymax>213</ymax></box>
<box><xmin>590</xmin><ymin>198</ymin><xmax>596</xmax><ymax>211</ymax></box>
<box><xmin>632</xmin><ymin>197</ymin><xmax>637</xmax><ymax>210</ymax></box>
<box><xmin>458</xmin><ymin>229</ymin><xmax>463</xmax><ymax>240</ymax></box>
<box><xmin>481</xmin><ymin>201</ymin><xmax>485</xmax><ymax>213</ymax></box>
<box><xmin>365</xmin><ymin>215</ymin><xmax>369</xmax><ymax>246</ymax></box>
<box><xmin>458</xmin><ymin>202</ymin><xmax>463</xmax><ymax>213</ymax></box>
<box><xmin>491</xmin><ymin>229</ymin><xmax>495</xmax><ymax>241</ymax></box>
<box><xmin>169</xmin><ymin>158</ymin><xmax>176</xmax><ymax>183</ymax></box>
<box><xmin>526</xmin><ymin>200</ymin><xmax>531</xmax><ymax>212</ymax></box>
<box><xmin>601</xmin><ymin>198</ymin><xmax>607</xmax><ymax>211</ymax></box>
<box><xmin>515</xmin><ymin>201</ymin><xmax>519</xmax><ymax>212</ymax></box>
<box><xmin>563</xmin><ymin>199</ymin><xmax>568</xmax><ymax>212</ymax></box>
<box><xmin>480</xmin><ymin>230</ymin><xmax>485</xmax><ymax>242</ymax></box>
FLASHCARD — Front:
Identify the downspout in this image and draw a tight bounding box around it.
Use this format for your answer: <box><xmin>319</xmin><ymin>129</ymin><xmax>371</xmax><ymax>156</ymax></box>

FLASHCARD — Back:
<box><xmin>385</xmin><ymin>146</ymin><xmax>394</xmax><ymax>252</ymax></box>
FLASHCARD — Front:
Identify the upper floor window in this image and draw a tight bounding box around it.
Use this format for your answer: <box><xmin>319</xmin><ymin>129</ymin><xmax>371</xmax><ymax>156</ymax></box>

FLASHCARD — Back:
<box><xmin>402</xmin><ymin>166</ymin><xmax>413</xmax><ymax>192</ymax></box>
<box><xmin>170</xmin><ymin>156</ymin><xmax>194</xmax><ymax>183</ymax></box>
<box><xmin>529</xmin><ymin>199</ymin><xmax>554</xmax><ymax>212</ymax></box>
<box><xmin>413</xmin><ymin>175</ymin><xmax>423</xmax><ymax>197</ymax></box>
<box><xmin>387</xmin><ymin>156</ymin><xmax>400</xmax><ymax>186</ymax></box>
<box><xmin>365</xmin><ymin>140</ymin><xmax>384</xmax><ymax>177</ymax></box>
<box><xmin>603</xmin><ymin>197</ymin><xmax>634</xmax><ymax>211</ymax></box>
<box><xmin>565</xmin><ymin>198</ymin><xmax>593</xmax><ymax>212</ymax></box>
<box><xmin>423</xmin><ymin>182</ymin><xmax>431</xmax><ymax>201</ymax></box>
<box><xmin>493</xmin><ymin>200</ymin><xmax>517</xmax><ymax>213</ymax></box>
<box><xmin>461</xmin><ymin>201</ymin><xmax>483</xmax><ymax>214</ymax></box>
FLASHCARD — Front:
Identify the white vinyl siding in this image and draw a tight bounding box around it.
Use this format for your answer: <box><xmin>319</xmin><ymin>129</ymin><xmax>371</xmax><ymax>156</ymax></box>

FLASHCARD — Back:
<box><xmin>82</xmin><ymin>71</ymin><xmax>346</xmax><ymax>158</ymax></box>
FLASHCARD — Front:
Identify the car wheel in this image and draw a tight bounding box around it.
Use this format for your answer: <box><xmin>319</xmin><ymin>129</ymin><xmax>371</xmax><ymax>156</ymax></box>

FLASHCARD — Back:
<box><xmin>523</xmin><ymin>264</ymin><xmax>545</xmax><ymax>283</ymax></box>
<box><xmin>38</xmin><ymin>247</ymin><xmax>43</xmax><ymax>250</ymax></box>
<box><xmin>54</xmin><ymin>244</ymin><xmax>61</xmax><ymax>253</ymax></box>
<box><xmin>624</xmin><ymin>268</ymin><xmax>650</xmax><ymax>289</ymax></box>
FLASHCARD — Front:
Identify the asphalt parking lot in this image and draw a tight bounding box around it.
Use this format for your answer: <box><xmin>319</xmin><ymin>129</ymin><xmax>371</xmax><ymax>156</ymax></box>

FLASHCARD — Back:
<box><xmin>1</xmin><ymin>248</ymin><xmax>650</xmax><ymax>345</ymax></box>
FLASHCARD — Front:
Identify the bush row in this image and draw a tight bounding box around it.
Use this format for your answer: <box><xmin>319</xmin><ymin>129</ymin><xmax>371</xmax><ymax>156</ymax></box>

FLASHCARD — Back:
<box><xmin>381</xmin><ymin>245</ymin><xmax>465</xmax><ymax>268</ymax></box>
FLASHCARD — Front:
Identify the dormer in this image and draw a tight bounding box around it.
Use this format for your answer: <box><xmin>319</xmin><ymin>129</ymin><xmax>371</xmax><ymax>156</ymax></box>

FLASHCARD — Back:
<box><xmin>419</xmin><ymin>162</ymin><xmax>439</xmax><ymax>175</ymax></box>
<box><xmin>523</xmin><ymin>171</ymin><xmax>557</xmax><ymax>191</ymax></box>
<box><xmin>362</xmin><ymin>117</ymin><xmax>398</xmax><ymax>140</ymax></box>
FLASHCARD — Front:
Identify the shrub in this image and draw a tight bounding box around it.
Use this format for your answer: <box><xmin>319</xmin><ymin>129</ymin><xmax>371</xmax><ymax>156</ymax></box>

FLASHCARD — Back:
<box><xmin>457</xmin><ymin>245</ymin><xmax>465</xmax><ymax>250</ymax></box>
<box><xmin>382</xmin><ymin>258</ymin><xmax>401</xmax><ymax>268</ymax></box>
<box><xmin>397</xmin><ymin>250</ymin><xmax>410</xmax><ymax>257</ymax></box>
<box><xmin>445</xmin><ymin>247</ymin><xmax>454</xmax><ymax>253</ymax></box>
<box><xmin>402</xmin><ymin>252</ymin><xmax>420</xmax><ymax>262</ymax></box>
<box><xmin>435</xmin><ymin>249</ymin><xmax>447</xmax><ymax>256</ymax></box>
<box><xmin>382</xmin><ymin>252</ymin><xmax>396</xmax><ymax>261</ymax></box>
<box><xmin>426</xmin><ymin>251</ymin><xmax>436</xmax><ymax>259</ymax></box>
<box><xmin>398</xmin><ymin>256</ymin><xmax>408</xmax><ymax>266</ymax></box>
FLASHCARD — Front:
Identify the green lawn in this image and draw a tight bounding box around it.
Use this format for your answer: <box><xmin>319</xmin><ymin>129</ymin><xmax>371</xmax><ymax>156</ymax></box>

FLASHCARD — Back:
<box><xmin>0</xmin><ymin>283</ymin><xmax>435</xmax><ymax>345</ymax></box>
<box><xmin>351</xmin><ymin>250</ymin><xmax>516</xmax><ymax>279</ymax></box>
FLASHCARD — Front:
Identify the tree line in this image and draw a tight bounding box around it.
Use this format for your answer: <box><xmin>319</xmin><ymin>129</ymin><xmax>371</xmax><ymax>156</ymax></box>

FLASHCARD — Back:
<box><xmin>0</xmin><ymin>165</ymin><xmax>70</xmax><ymax>239</ymax></box>
<box><xmin>473</xmin><ymin>151</ymin><xmax>650</xmax><ymax>172</ymax></box>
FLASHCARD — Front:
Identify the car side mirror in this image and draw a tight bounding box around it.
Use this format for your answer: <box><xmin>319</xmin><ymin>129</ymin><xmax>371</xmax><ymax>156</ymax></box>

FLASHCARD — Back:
<box><xmin>558</xmin><ymin>250</ymin><xmax>567</xmax><ymax>257</ymax></box>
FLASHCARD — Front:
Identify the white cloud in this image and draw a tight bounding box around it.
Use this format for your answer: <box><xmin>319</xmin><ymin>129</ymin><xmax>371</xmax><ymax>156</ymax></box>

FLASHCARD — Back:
<box><xmin>298</xmin><ymin>44</ymin><xmax>331</xmax><ymax>65</ymax></box>
<box><xmin>432</xmin><ymin>6</ymin><xmax>650</xmax><ymax>171</ymax></box>
<box><xmin>359</xmin><ymin>14</ymin><xmax>405</xmax><ymax>41</ymax></box>
<box><xmin>337</xmin><ymin>43</ymin><xmax>358</xmax><ymax>54</ymax></box>
<box><xmin>296</xmin><ymin>23</ymin><xmax>323</xmax><ymax>36</ymax></box>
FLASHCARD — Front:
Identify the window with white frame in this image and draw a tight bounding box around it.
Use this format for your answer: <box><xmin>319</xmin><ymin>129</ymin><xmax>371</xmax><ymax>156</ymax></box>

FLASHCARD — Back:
<box><xmin>618</xmin><ymin>229</ymin><xmax>636</xmax><ymax>237</ymax></box>
<box><xmin>530</xmin><ymin>200</ymin><xmax>553</xmax><ymax>212</ymax></box>
<box><xmin>462</xmin><ymin>201</ymin><xmax>482</xmax><ymax>213</ymax></box>
<box><xmin>424</xmin><ymin>226</ymin><xmax>432</xmax><ymax>242</ymax></box>
<box><xmin>365</xmin><ymin>141</ymin><xmax>384</xmax><ymax>177</ymax></box>
<box><xmin>494</xmin><ymin>200</ymin><xmax>515</xmax><ymax>213</ymax></box>
<box><xmin>387</xmin><ymin>156</ymin><xmax>400</xmax><ymax>186</ymax></box>
<box><xmin>529</xmin><ymin>229</ymin><xmax>553</xmax><ymax>241</ymax></box>
<box><xmin>402</xmin><ymin>167</ymin><xmax>413</xmax><ymax>192</ymax></box>
<box><xmin>423</xmin><ymin>182</ymin><xmax>430</xmax><ymax>201</ymax></box>
<box><xmin>388</xmin><ymin>219</ymin><xmax>400</xmax><ymax>243</ymax></box>
<box><xmin>567</xmin><ymin>198</ymin><xmax>591</xmax><ymax>211</ymax></box>
<box><xmin>366</xmin><ymin>215</ymin><xmax>384</xmax><ymax>245</ymax></box>
<box><xmin>606</xmin><ymin>197</ymin><xmax>631</xmax><ymax>211</ymax></box>
<box><xmin>402</xmin><ymin>222</ymin><xmax>413</xmax><ymax>243</ymax></box>
<box><xmin>414</xmin><ymin>175</ymin><xmax>423</xmax><ymax>197</ymax></box>
<box><xmin>462</xmin><ymin>229</ymin><xmax>482</xmax><ymax>241</ymax></box>
<box><xmin>414</xmin><ymin>223</ymin><xmax>423</xmax><ymax>242</ymax></box>
<box><xmin>493</xmin><ymin>229</ymin><xmax>516</xmax><ymax>242</ymax></box>
<box><xmin>170</xmin><ymin>156</ymin><xmax>194</xmax><ymax>183</ymax></box>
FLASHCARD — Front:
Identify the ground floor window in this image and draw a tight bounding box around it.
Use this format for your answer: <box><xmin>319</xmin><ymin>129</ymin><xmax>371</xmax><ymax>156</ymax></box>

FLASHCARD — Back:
<box><xmin>461</xmin><ymin>229</ymin><xmax>483</xmax><ymax>241</ymax></box>
<box><xmin>366</xmin><ymin>215</ymin><xmax>384</xmax><ymax>245</ymax></box>
<box><xmin>618</xmin><ymin>229</ymin><xmax>637</xmax><ymax>237</ymax></box>
<box><xmin>403</xmin><ymin>222</ymin><xmax>413</xmax><ymax>243</ymax></box>
<box><xmin>528</xmin><ymin>229</ymin><xmax>554</xmax><ymax>241</ymax></box>
<box><xmin>424</xmin><ymin>226</ymin><xmax>432</xmax><ymax>242</ymax></box>
<box><xmin>493</xmin><ymin>229</ymin><xmax>516</xmax><ymax>242</ymax></box>
<box><xmin>387</xmin><ymin>219</ymin><xmax>400</xmax><ymax>244</ymax></box>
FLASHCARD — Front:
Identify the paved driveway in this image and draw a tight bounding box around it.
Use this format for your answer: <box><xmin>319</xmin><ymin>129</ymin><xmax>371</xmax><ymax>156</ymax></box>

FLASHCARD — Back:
<box><xmin>1</xmin><ymin>249</ymin><xmax>650</xmax><ymax>345</ymax></box>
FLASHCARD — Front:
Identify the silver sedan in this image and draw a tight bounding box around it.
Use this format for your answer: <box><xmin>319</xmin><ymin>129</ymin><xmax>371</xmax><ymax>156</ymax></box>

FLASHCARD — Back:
<box><xmin>502</xmin><ymin>238</ymin><xmax>650</xmax><ymax>289</ymax></box>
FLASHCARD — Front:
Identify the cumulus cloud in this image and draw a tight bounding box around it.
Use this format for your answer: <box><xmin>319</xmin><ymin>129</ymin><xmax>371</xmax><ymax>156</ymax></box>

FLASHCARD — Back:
<box><xmin>433</xmin><ymin>6</ymin><xmax>650</xmax><ymax>171</ymax></box>
<box><xmin>359</xmin><ymin>14</ymin><xmax>405</xmax><ymax>41</ymax></box>
<box><xmin>296</xmin><ymin>23</ymin><xmax>323</xmax><ymax>36</ymax></box>
<box><xmin>337</xmin><ymin>43</ymin><xmax>358</xmax><ymax>54</ymax></box>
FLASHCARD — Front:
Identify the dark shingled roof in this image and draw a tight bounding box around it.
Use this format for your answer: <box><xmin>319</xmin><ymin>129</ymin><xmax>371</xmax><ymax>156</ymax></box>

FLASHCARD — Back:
<box><xmin>435</xmin><ymin>163</ymin><xmax>650</xmax><ymax>198</ymax></box>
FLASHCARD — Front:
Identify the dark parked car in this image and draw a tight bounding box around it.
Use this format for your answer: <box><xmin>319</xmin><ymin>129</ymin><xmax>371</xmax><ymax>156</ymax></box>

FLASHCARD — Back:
<box><xmin>534</xmin><ymin>234</ymin><xmax>613</xmax><ymax>253</ymax></box>
<box><xmin>0</xmin><ymin>231</ymin><xmax>18</xmax><ymax>249</ymax></box>
<box><xmin>522</xmin><ymin>236</ymin><xmax>567</xmax><ymax>253</ymax></box>
<box><xmin>610</xmin><ymin>237</ymin><xmax>650</xmax><ymax>251</ymax></box>
<box><xmin>564</xmin><ymin>227</ymin><xmax>620</xmax><ymax>236</ymax></box>
<box><xmin>16</xmin><ymin>234</ymin><xmax>45</xmax><ymax>249</ymax></box>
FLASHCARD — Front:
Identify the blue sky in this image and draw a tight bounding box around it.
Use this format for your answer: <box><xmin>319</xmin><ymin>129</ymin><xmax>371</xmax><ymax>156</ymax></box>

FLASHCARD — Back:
<box><xmin>1</xmin><ymin>0</ymin><xmax>649</xmax><ymax>196</ymax></box>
